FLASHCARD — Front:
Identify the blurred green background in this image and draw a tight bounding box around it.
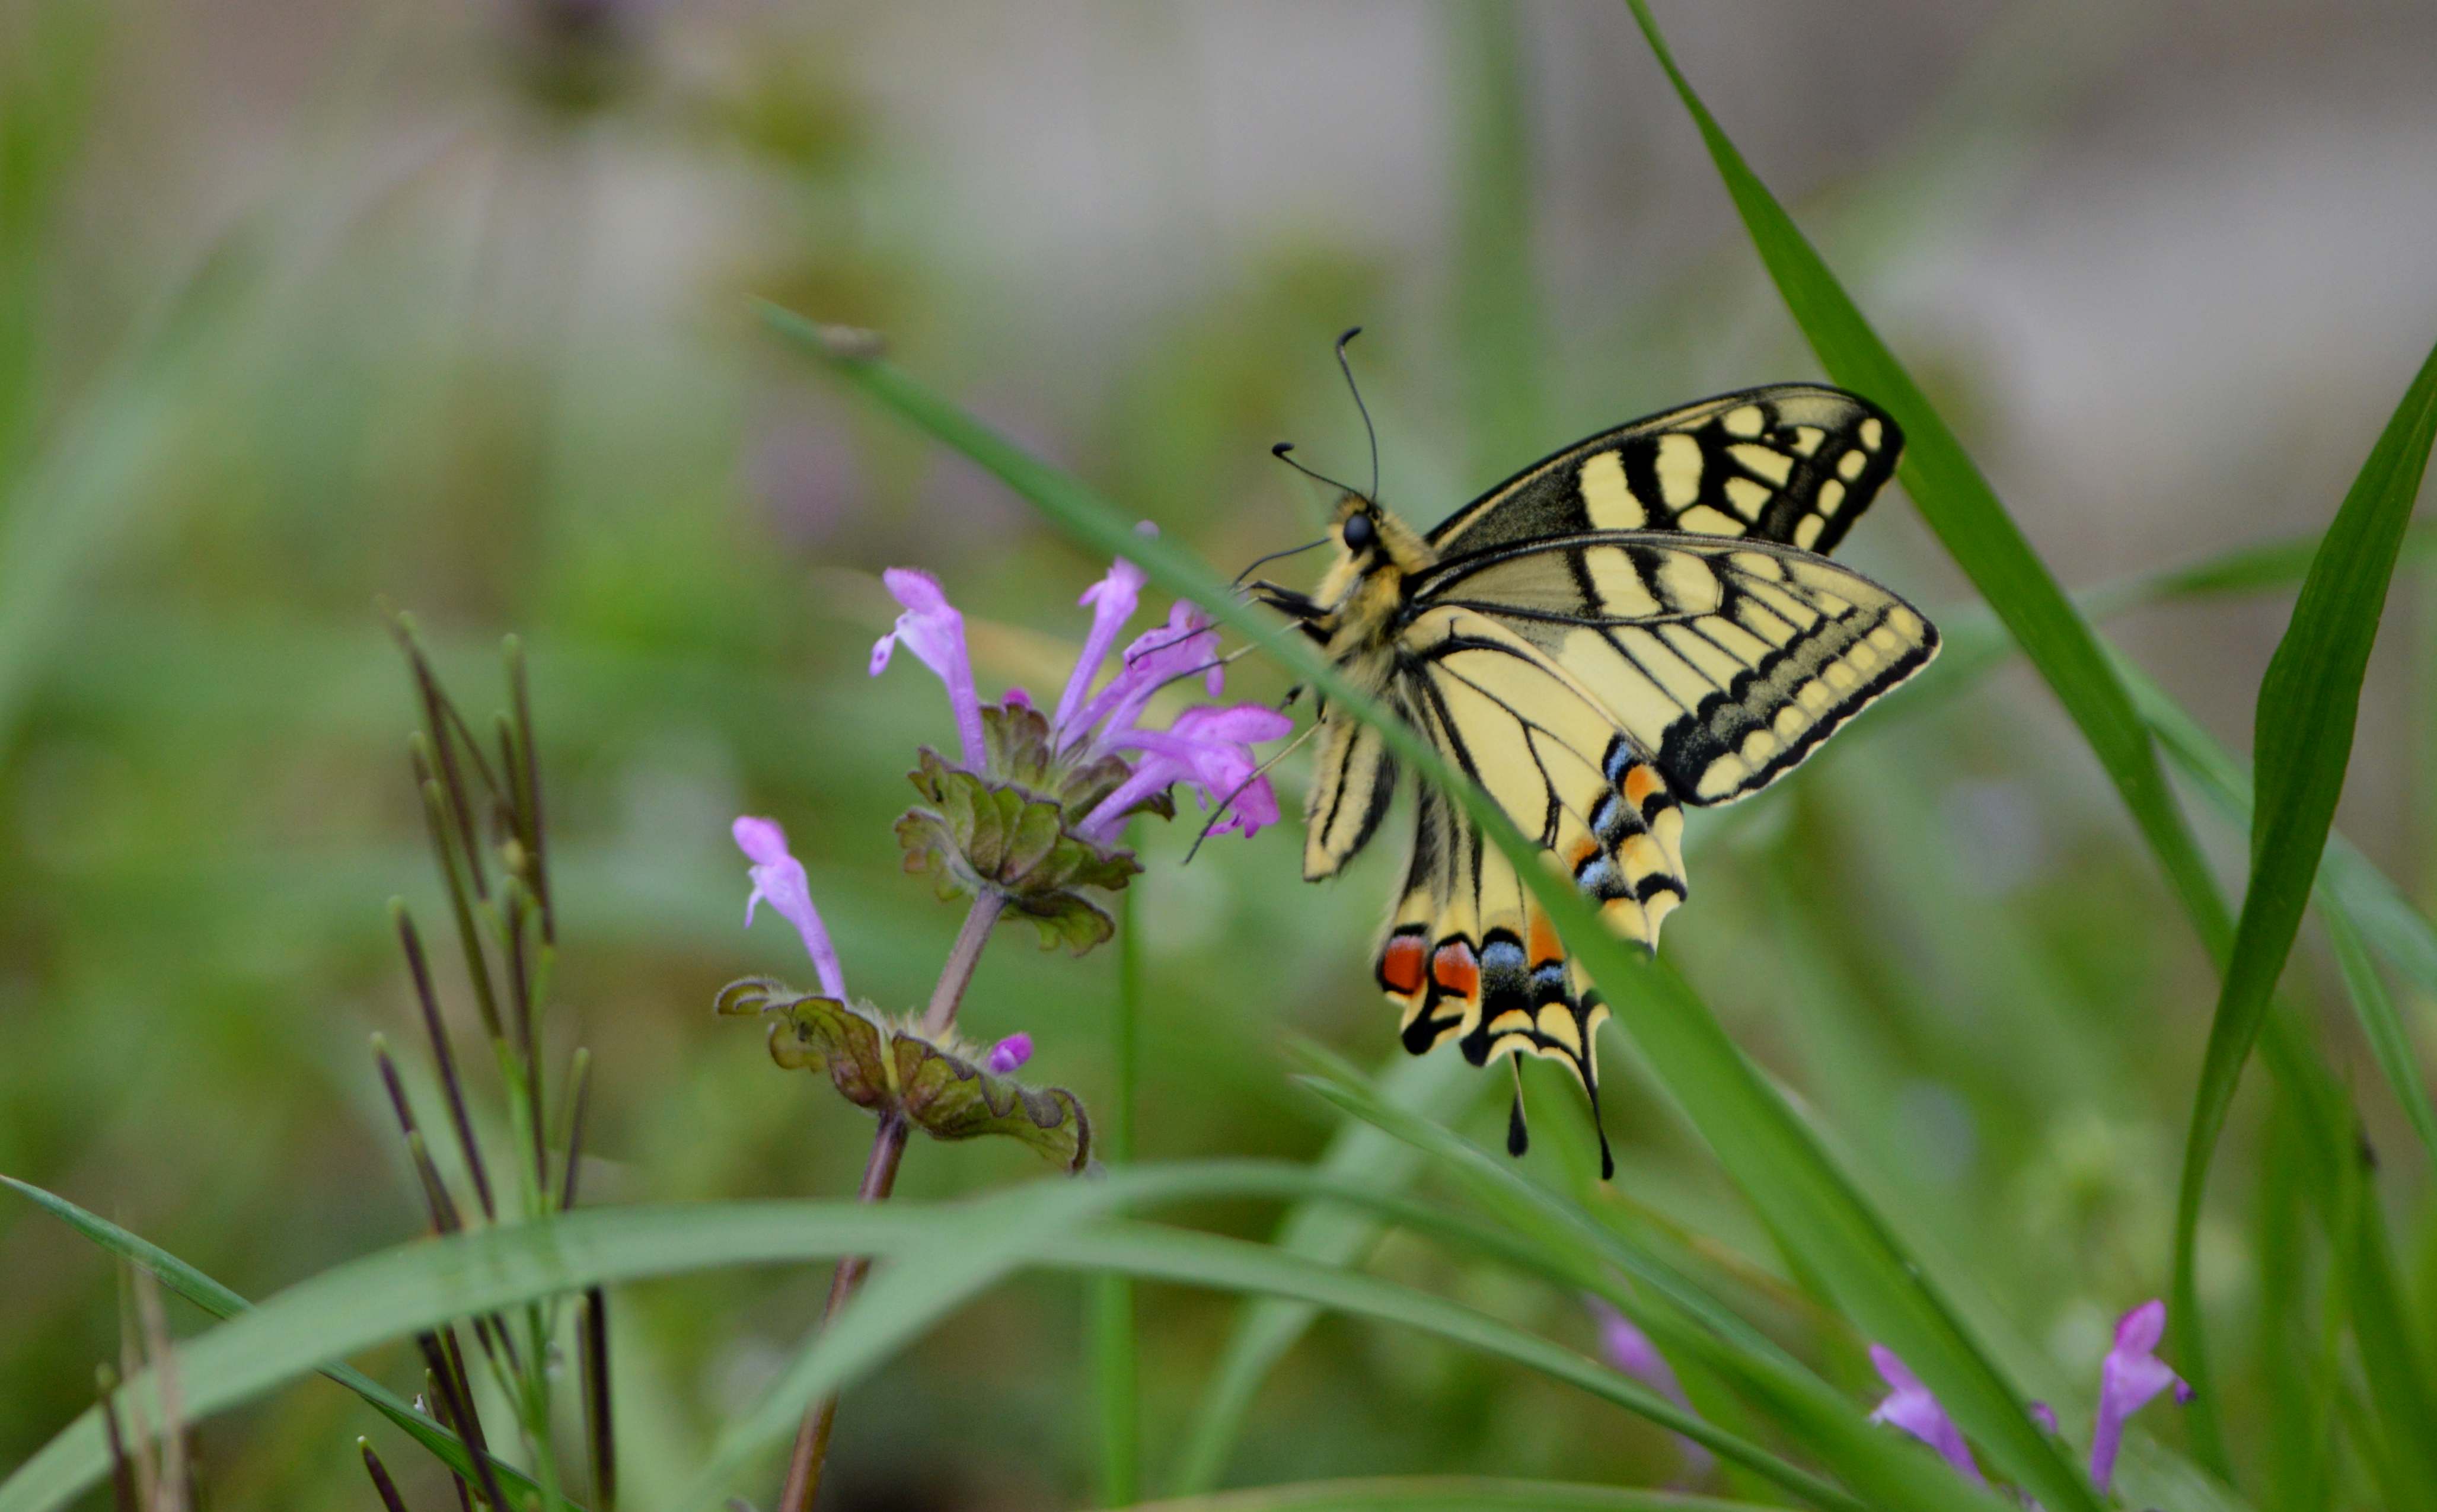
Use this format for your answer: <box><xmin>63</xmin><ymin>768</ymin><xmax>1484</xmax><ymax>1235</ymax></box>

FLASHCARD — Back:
<box><xmin>5</xmin><ymin>0</ymin><xmax>2437</xmax><ymax>1506</ymax></box>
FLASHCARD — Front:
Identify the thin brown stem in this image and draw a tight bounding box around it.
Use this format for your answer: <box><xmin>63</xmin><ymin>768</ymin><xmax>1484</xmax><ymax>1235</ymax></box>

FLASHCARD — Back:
<box><xmin>773</xmin><ymin>891</ymin><xmax>1005</xmax><ymax>1512</ymax></box>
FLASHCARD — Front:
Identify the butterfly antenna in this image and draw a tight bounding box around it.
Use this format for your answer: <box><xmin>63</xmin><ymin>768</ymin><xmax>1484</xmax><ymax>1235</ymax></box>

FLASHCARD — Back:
<box><xmin>1230</xmin><ymin>535</ymin><xmax>1331</xmax><ymax>588</ymax></box>
<box><xmin>1270</xmin><ymin>441</ymin><xmax>1366</xmax><ymax>501</ymax></box>
<box><xmin>1335</xmin><ymin>326</ymin><xmax>1379</xmax><ymax>503</ymax></box>
<box><xmin>1180</xmin><ymin>721</ymin><xmax>1320</xmax><ymax>866</ymax></box>
<box><xmin>1506</xmin><ymin>1059</ymin><xmax>1531</xmax><ymax>1158</ymax></box>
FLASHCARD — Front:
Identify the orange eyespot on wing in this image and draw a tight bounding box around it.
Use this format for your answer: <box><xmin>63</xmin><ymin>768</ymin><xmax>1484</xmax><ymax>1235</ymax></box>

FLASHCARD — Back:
<box><xmin>1376</xmin><ymin>930</ymin><xmax>1428</xmax><ymax>997</ymax></box>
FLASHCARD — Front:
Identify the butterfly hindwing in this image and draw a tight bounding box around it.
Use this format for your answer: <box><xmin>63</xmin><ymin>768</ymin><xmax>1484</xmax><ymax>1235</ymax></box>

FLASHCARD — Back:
<box><xmin>1369</xmin><ymin>605</ymin><xmax>1697</xmax><ymax>1172</ymax></box>
<box><xmin>1303</xmin><ymin>711</ymin><xmax>1398</xmax><ymax>882</ymax></box>
<box><xmin>1411</xmin><ymin>535</ymin><xmax>1938</xmax><ymax>806</ymax></box>
<box><xmin>1427</xmin><ymin>384</ymin><xmax>1901</xmax><ymax>559</ymax></box>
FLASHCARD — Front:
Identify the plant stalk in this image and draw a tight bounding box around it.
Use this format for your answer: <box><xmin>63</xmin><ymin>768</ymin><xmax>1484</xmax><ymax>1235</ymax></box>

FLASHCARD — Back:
<box><xmin>773</xmin><ymin>890</ymin><xmax>1006</xmax><ymax>1512</ymax></box>
<box><xmin>1093</xmin><ymin>856</ymin><xmax>1141</xmax><ymax>1505</ymax></box>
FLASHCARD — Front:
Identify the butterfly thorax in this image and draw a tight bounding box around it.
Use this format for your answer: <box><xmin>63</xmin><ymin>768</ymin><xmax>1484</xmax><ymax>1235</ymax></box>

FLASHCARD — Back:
<box><xmin>1309</xmin><ymin>495</ymin><xmax>1436</xmax><ymax>676</ymax></box>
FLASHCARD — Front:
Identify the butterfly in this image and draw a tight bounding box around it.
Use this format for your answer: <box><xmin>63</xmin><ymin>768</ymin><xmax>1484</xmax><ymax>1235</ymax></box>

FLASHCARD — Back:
<box><xmin>1252</xmin><ymin>381</ymin><xmax>1940</xmax><ymax>1176</ymax></box>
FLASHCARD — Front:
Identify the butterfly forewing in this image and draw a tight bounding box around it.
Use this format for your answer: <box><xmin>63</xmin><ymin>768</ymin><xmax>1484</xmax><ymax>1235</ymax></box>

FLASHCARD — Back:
<box><xmin>1427</xmin><ymin>384</ymin><xmax>1901</xmax><ymax>558</ymax></box>
<box><xmin>1411</xmin><ymin>535</ymin><xmax>1938</xmax><ymax>806</ymax></box>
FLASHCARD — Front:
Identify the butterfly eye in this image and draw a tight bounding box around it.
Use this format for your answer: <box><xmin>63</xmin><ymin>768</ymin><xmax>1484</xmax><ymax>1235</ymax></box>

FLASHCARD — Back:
<box><xmin>1341</xmin><ymin>512</ymin><xmax>1377</xmax><ymax>553</ymax></box>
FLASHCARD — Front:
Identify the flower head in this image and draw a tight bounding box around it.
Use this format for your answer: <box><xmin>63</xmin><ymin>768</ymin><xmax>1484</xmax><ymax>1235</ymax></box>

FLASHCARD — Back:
<box><xmin>874</xmin><ymin>537</ymin><xmax>1289</xmax><ymax>952</ymax></box>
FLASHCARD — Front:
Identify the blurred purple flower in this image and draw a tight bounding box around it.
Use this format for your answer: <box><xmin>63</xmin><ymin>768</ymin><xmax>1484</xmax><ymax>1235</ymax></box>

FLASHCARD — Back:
<box><xmin>2090</xmin><ymin>1300</ymin><xmax>2191</xmax><ymax>1492</ymax></box>
<box><xmin>1866</xmin><ymin>1299</ymin><xmax>2191</xmax><ymax>1496</ymax></box>
<box><xmin>733</xmin><ymin>816</ymin><xmax>847</xmax><ymax>1000</ymax></box>
<box><xmin>1588</xmin><ymin>1299</ymin><xmax>1714</xmax><ymax>1483</ymax></box>
<box><xmin>985</xmin><ymin>1033</ymin><xmax>1034</xmax><ymax>1074</ymax></box>
<box><xmin>1868</xmin><ymin>1345</ymin><xmax>1985</xmax><ymax>1484</ymax></box>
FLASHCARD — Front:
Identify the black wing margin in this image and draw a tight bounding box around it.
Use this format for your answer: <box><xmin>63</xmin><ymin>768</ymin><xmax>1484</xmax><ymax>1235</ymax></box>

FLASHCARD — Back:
<box><xmin>1426</xmin><ymin>384</ymin><xmax>1902</xmax><ymax>559</ymax></box>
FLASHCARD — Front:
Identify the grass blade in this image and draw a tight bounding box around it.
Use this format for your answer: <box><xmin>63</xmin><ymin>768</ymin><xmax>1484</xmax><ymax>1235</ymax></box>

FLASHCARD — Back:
<box><xmin>767</xmin><ymin>320</ymin><xmax>2092</xmax><ymax>1511</ymax></box>
<box><xmin>1096</xmin><ymin>857</ymin><xmax>1145</xmax><ymax>1507</ymax></box>
<box><xmin>1121</xmin><ymin>1477</ymin><xmax>1776</xmax><ymax>1511</ymax></box>
<box><xmin>0</xmin><ymin>1175</ymin><xmax>547</xmax><ymax>1505</ymax></box>
<box><xmin>1170</xmin><ymin>1051</ymin><xmax>1478</xmax><ymax>1496</ymax></box>
<box><xmin>1288</xmin><ymin>1066</ymin><xmax>2025</xmax><ymax>1512</ymax></box>
<box><xmin>2165</xmin><ymin>333</ymin><xmax>2437</xmax><ymax>1464</ymax></box>
<box><xmin>1</xmin><ymin>1170</ymin><xmax>1858</xmax><ymax>1512</ymax></box>
<box><xmin>1619</xmin><ymin>0</ymin><xmax>2228</xmax><ymax>966</ymax></box>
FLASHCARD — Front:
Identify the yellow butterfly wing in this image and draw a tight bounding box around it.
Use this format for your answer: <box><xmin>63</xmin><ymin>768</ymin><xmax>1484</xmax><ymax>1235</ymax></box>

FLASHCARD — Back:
<box><xmin>1370</xmin><ymin>604</ymin><xmax>1695</xmax><ymax>1176</ymax></box>
<box><xmin>1428</xmin><ymin>384</ymin><xmax>1900</xmax><ymax>558</ymax></box>
<box><xmin>1412</xmin><ymin>535</ymin><xmax>1939</xmax><ymax>807</ymax></box>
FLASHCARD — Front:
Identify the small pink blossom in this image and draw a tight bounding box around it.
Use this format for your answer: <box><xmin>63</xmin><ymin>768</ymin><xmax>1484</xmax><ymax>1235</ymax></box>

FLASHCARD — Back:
<box><xmin>1054</xmin><ymin>551</ymin><xmax>1150</xmax><ymax>739</ymax></box>
<box><xmin>2090</xmin><ymin>1300</ymin><xmax>2190</xmax><ymax>1492</ymax></box>
<box><xmin>985</xmin><ymin>1033</ymin><xmax>1033</xmax><ymax>1074</ymax></box>
<box><xmin>733</xmin><ymin>816</ymin><xmax>847</xmax><ymax>1000</ymax></box>
<box><xmin>870</xmin><ymin>567</ymin><xmax>985</xmax><ymax>767</ymax></box>
<box><xmin>1864</xmin><ymin>1299</ymin><xmax>2190</xmax><ymax>1496</ymax></box>
<box><xmin>1868</xmin><ymin>1345</ymin><xmax>1984</xmax><ymax>1484</ymax></box>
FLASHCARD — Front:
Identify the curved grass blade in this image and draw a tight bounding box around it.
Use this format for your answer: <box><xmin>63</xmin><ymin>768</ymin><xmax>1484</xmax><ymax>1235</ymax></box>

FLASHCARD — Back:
<box><xmin>0</xmin><ymin>1175</ymin><xmax>546</xmax><ymax>1505</ymax></box>
<box><xmin>765</xmin><ymin>318</ymin><xmax>2094</xmax><ymax>1512</ymax></box>
<box><xmin>2120</xmin><ymin>656</ymin><xmax>2437</xmax><ymax>1175</ymax></box>
<box><xmin>1</xmin><ymin>1172</ymin><xmax>1855</xmax><ymax>1512</ymax></box>
<box><xmin>1288</xmin><ymin>1071</ymin><xmax>2025</xmax><ymax>1512</ymax></box>
<box><xmin>2162</xmin><ymin>333</ymin><xmax>2437</xmax><ymax>1476</ymax></box>
<box><xmin>1121</xmin><ymin>1477</ymin><xmax>1772</xmax><ymax>1511</ymax></box>
<box><xmin>1619</xmin><ymin>0</ymin><xmax>2227</xmax><ymax>968</ymax></box>
<box><xmin>1171</xmin><ymin>1050</ymin><xmax>1477</xmax><ymax>1497</ymax></box>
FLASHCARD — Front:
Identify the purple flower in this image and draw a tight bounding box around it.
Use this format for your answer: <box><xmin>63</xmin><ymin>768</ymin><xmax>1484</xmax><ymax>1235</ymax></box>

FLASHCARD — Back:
<box><xmin>1054</xmin><ymin>548</ymin><xmax>1149</xmax><ymax>739</ymax></box>
<box><xmin>870</xmin><ymin>537</ymin><xmax>1287</xmax><ymax>845</ymax></box>
<box><xmin>733</xmin><ymin>816</ymin><xmax>847</xmax><ymax>1000</ymax></box>
<box><xmin>1868</xmin><ymin>1345</ymin><xmax>1985</xmax><ymax>1484</ymax></box>
<box><xmin>1588</xmin><ymin>1299</ymin><xmax>1714</xmax><ymax>1482</ymax></box>
<box><xmin>1084</xmin><ymin>702</ymin><xmax>1294</xmax><ymax>843</ymax></box>
<box><xmin>1864</xmin><ymin>1299</ymin><xmax>2191</xmax><ymax>1496</ymax></box>
<box><xmin>870</xmin><ymin>568</ymin><xmax>985</xmax><ymax>767</ymax></box>
<box><xmin>2089</xmin><ymin>1300</ymin><xmax>2190</xmax><ymax>1493</ymax></box>
<box><xmin>985</xmin><ymin>1033</ymin><xmax>1033</xmax><ymax>1074</ymax></box>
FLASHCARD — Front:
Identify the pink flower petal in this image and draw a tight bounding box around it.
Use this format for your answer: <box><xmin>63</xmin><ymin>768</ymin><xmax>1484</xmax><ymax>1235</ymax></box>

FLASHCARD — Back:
<box><xmin>2090</xmin><ymin>1300</ymin><xmax>2188</xmax><ymax>1492</ymax></box>
<box><xmin>732</xmin><ymin>816</ymin><xmax>847</xmax><ymax>1000</ymax></box>
<box><xmin>1868</xmin><ymin>1345</ymin><xmax>1984</xmax><ymax>1484</ymax></box>
<box><xmin>1053</xmin><ymin>549</ymin><xmax>1149</xmax><ymax>742</ymax></box>
<box><xmin>870</xmin><ymin>567</ymin><xmax>985</xmax><ymax>767</ymax></box>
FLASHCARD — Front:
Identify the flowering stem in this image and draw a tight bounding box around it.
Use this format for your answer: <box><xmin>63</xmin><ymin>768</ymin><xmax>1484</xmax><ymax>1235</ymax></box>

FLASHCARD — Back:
<box><xmin>774</xmin><ymin>891</ymin><xmax>1007</xmax><ymax>1512</ymax></box>
<box><xmin>1093</xmin><ymin>855</ymin><xmax>1142</xmax><ymax>1505</ymax></box>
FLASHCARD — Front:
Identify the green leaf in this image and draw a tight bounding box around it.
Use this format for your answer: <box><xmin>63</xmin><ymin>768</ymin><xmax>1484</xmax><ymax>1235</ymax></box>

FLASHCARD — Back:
<box><xmin>2167</xmin><ymin>333</ymin><xmax>2437</xmax><ymax>1467</ymax></box>
<box><xmin>0</xmin><ymin>1175</ymin><xmax>546</xmax><ymax>1506</ymax></box>
<box><xmin>767</xmin><ymin>317</ymin><xmax>2088</xmax><ymax>1511</ymax></box>
<box><xmin>1123</xmin><ymin>1477</ymin><xmax>1775</xmax><ymax>1511</ymax></box>
<box><xmin>719</xmin><ymin>978</ymin><xmax>1095</xmax><ymax>1170</ymax></box>
<box><xmin>0</xmin><ymin>1169</ymin><xmax>1854</xmax><ymax>1512</ymax></box>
